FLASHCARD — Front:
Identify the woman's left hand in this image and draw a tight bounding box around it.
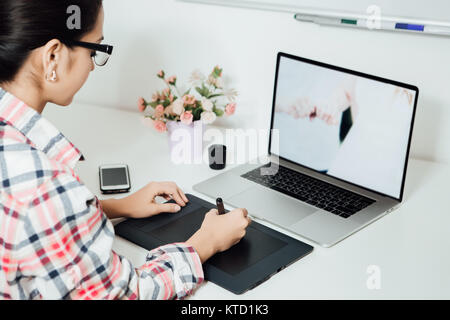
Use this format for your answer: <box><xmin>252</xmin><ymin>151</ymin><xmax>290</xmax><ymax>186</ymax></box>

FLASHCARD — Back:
<box><xmin>104</xmin><ymin>181</ymin><xmax>189</xmax><ymax>219</ymax></box>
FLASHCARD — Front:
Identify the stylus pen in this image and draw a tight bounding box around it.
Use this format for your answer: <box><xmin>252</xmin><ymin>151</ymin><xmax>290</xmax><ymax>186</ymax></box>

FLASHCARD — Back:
<box><xmin>216</xmin><ymin>198</ymin><xmax>226</xmax><ymax>215</ymax></box>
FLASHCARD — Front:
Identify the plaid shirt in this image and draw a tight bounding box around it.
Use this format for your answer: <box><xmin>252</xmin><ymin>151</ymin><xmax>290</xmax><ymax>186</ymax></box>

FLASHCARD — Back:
<box><xmin>0</xmin><ymin>88</ymin><xmax>204</xmax><ymax>300</ymax></box>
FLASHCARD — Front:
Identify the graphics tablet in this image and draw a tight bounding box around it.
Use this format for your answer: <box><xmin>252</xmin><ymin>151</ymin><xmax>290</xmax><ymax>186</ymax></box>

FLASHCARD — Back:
<box><xmin>114</xmin><ymin>194</ymin><xmax>314</xmax><ymax>294</ymax></box>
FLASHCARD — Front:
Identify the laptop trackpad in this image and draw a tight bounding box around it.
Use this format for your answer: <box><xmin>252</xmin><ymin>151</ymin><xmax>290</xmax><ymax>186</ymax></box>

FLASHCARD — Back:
<box><xmin>226</xmin><ymin>185</ymin><xmax>317</xmax><ymax>226</ymax></box>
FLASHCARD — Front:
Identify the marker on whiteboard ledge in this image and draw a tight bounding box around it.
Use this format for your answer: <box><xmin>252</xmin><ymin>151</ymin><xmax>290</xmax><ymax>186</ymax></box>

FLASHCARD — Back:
<box><xmin>294</xmin><ymin>13</ymin><xmax>450</xmax><ymax>36</ymax></box>
<box><xmin>395</xmin><ymin>23</ymin><xmax>424</xmax><ymax>31</ymax></box>
<box><xmin>385</xmin><ymin>22</ymin><xmax>450</xmax><ymax>35</ymax></box>
<box><xmin>396</xmin><ymin>23</ymin><xmax>450</xmax><ymax>35</ymax></box>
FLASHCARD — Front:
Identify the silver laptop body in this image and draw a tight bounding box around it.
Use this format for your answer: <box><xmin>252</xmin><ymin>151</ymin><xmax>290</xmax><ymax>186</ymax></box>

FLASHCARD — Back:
<box><xmin>194</xmin><ymin>52</ymin><xmax>419</xmax><ymax>247</ymax></box>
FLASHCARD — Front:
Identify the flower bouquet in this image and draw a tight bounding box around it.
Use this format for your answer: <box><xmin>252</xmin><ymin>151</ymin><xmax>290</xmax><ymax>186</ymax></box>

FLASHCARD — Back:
<box><xmin>138</xmin><ymin>66</ymin><xmax>238</xmax><ymax>163</ymax></box>
<box><xmin>138</xmin><ymin>66</ymin><xmax>238</xmax><ymax>133</ymax></box>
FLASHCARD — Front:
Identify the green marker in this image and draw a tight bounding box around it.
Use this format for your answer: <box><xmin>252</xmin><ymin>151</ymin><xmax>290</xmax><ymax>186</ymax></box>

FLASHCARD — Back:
<box><xmin>341</xmin><ymin>19</ymin><xmax>357</xmax><ymax>25</ymax></box>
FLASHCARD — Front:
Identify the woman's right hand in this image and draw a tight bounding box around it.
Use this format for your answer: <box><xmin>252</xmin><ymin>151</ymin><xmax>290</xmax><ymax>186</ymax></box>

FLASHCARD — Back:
<box><xmin>186</xmin><ymin>208</ymin><xmax>251</xmax><ymax>264</ymax></box>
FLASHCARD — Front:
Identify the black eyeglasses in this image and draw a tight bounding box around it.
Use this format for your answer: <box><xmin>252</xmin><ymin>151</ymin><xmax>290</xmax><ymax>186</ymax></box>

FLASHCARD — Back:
<box><xmin>64</xmin><ymin>40</ymin><xmax>114</xmax><ymax>66</ymax></box>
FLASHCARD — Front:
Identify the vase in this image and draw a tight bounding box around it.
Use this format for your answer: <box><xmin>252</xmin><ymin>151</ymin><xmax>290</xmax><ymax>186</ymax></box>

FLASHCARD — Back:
<box><xmin>166</xmin><ymin>120</ymin><xmax>204</xmax><ymax>164</ymax></box>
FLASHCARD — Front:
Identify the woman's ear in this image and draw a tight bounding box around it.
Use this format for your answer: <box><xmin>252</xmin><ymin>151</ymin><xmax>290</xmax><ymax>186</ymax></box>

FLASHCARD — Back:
<box><xmin>42</xmin><ymin>39</ymin><xmax>64</xmax><ymax>82</ymax></box>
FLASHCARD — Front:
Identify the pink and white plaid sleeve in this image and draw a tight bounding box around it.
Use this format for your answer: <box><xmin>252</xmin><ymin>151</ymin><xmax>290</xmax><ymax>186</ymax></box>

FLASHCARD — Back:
<box><xmin>0</xmin><ymin>88</ymin><xmax>204</xmax><ymax>300</ymax></box>
<box><xmin>1</xmin><ymin>164</ymin><xmax>204</xmax><ymax>300</ymax></box>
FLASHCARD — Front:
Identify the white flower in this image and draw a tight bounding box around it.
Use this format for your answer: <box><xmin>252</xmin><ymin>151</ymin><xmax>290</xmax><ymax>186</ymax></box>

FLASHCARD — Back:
<box><xmin>215</xmin><ymin>77</ymin><xmax>224</xmax><ymax>89</ymax></box>
<box><xmin>188</xmin><ymin>69</ymin><xmax>206</xmax><ymax>85</ymax></box>
<box><xmin>201</xmin><ymin>97</ymin><xmax>214</xmax><ymax>112</ymax></box>
<box><xmin>201</xmin><ymin>111</ymin><xmax>217</xmax><ymax>125</ymax></box>
<box><xmin>172</xmin><ymin>99</ymin><xmax>184</xmax><ymax>115</ymax></box>
<box><xmin>224</xmin><ymin>88</ymin><xmax>238</xmax><ymax>102</ymax></box>
<box><xmin>207</xmin><ymin>75</ymin><xmax>217</xmax><ymax>86</ymax></box>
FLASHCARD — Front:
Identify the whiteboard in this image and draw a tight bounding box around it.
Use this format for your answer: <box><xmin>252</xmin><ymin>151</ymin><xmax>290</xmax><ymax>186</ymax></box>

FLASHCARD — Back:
<box><xmin>180</xmin><ymin>0</ymin><xmax>450</xmax><ymax>24</ymax></box>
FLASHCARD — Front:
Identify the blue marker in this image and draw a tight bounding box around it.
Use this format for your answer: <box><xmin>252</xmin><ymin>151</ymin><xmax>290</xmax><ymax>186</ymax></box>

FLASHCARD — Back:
<box><xmin>395</xmin><ymin>23</ymin><xmax>425</xmax><ymax>32</ymax></box>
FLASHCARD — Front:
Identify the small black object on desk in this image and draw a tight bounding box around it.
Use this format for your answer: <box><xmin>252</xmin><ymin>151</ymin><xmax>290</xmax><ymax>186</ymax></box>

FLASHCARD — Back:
<box><xmin>209</xmin><ymin>144</ymin><xmax>227</xmax><ymax>170</ymax></box>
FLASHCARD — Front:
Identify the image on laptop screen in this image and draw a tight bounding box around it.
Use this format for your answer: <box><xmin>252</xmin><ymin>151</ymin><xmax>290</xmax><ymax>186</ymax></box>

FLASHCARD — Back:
<box><xmin>270</xmin><ymin>55</ymin><xmax>417</xmax><ymax>200</ymax></box>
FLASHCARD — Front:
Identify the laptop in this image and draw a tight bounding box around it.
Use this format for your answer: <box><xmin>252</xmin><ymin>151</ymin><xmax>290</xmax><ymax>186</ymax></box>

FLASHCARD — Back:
<box><xmin>193</xmin><ymin>52</ymin><xmax>419</xmax><ymax>248</ymax></box>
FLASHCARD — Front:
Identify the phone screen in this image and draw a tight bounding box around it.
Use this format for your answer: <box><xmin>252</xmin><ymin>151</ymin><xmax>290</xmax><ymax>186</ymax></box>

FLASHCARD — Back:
<box><xmin>102</xmin><ymin>167</ymin><xmax>128</xmax><ymax>186</ymax></box>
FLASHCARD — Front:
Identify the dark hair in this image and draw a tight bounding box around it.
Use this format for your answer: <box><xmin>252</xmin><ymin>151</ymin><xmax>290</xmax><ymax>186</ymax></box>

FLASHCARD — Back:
<box><xmin>0</xmin><ymin>0</ymin><xmax>103</xmax><ymax>83</ymax></box>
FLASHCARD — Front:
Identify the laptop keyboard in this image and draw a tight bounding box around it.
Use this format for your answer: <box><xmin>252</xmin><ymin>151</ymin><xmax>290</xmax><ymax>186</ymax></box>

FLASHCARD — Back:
<box><xmin>241</xmin><ymin>164</ymin><xmax>376</xmax><ymax>219</ymax></box>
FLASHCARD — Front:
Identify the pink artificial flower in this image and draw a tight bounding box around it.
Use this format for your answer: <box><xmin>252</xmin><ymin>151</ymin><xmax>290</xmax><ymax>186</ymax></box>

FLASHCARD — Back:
<box><xmin>154</xmin><ymin>104</ymin><xmax>165</xmax><ymax>118</ymax></box>
<box><xmin>163</xmin><ymin>88</ymin><xmax>171</xmax><ymax>97</ymax></box>
<box><xmin>167</xmin><ymin>76</ymin><xmax>177</xmax><ymax>85</ymax></box>
<box><xmin>180</xmin><ymin>111</ymin><xmax>194</xmax><ymax>125</ymax></box>
<box><xmin>153</xmin><ymin>120</ymin><xmax>167</xmax><ymax>133</ymax></box>
<box><xmin>213</xmin><ymin>65</ymin><xmax>223</xmax><ymax>77</ymax></box>
<box><xmin>157</xmin><ymin>70</ymin><xmax>165</xmax><ymax>78</ymax></box>
<box><xmin>138</xmin><ymin>97</ymin><xmax>146</xmax><ymax>112</ymax></box>
<box><xmin>182</xmin><ymin>94</ymin><xmax>196</xmax><ymax>106</ymax></box>
<box><xmin>164</xmin><ymin>104</ymin><xmax>175</xmax><ymax>116</ymax></box>
<box><xmin>225</xmin><ymin>103</ymin><xmax>236</xmax><ymax>116</ymax></box>
<box><xmin>151</xmin><ymin>92</ymin><xmax>159</xmax><ymax>102</ymax></box>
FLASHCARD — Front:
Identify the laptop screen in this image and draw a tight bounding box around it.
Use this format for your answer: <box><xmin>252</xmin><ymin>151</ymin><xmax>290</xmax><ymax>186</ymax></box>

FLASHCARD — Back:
<box><xmin>270</xmin><ymin>53</ymin><xmax>418</xmax><ymax>200</ymax></box>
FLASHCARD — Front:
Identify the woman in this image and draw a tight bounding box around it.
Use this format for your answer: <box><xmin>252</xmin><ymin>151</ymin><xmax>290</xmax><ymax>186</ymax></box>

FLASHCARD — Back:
<box><xmin>0</xmin><ymin>0</ymin><xmax>250</xmax><ymax>300</ymax></box>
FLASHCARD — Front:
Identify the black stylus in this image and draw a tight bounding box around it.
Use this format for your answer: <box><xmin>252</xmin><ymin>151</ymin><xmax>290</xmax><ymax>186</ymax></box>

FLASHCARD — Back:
<box><xmin>216</xmin><ymin>197</ymin><xmax>226</xmax><ymax>215</ymax></box>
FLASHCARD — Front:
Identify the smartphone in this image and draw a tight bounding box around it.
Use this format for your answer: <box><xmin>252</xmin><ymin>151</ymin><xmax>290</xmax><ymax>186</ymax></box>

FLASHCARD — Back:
<box><xmin>99</xmin><ymin>164</ymin><xmax>131</xmax><ymax>194</ymax></box>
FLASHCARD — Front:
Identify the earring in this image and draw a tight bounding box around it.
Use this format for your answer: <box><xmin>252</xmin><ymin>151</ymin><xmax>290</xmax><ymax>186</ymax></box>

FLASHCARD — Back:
<box><xmin>47</xmin><ymin>70</ymin><xmax>56</xmax><ymax>82</ymax></box>
<box><xmin>46</xmin><ymin>70</ymin><xmax>57</xmax><ymax>82</ymax></box>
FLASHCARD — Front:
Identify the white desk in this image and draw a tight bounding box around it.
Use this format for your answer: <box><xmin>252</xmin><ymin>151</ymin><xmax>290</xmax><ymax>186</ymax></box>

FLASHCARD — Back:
<box><xmin>44</xmin><ymin>102</ymin><xmax>450</xmax><ymax>299</ymax></box>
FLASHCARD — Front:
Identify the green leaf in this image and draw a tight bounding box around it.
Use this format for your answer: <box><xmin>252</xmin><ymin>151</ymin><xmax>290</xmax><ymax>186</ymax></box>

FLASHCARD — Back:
<box><xmin>195</xmin><ymin>86</ymin><xmax>204</xmax><ymax>96</ymax></box>
<box><xmin>193</xmin><ymin>108</ymin><xmax>203</xmax><ymax>121</ymax></box>
<box><xmin>213</xmin><ymin>107</ymin><xmax>224</xmax><ymax>117</ymax></box>
<box><xmin>208</xmin><ymin>93</ymin><xmax>223</xmax><ymax>99</ymax></box>
<box><xmin>183</xmin><ymin>88</ymin><xmax>191</xmax><ymax>96</ymax></box>
<box><xmin>195</xmin><ymin>84</ymin><xmax>211</xmax><ymax>98</ymax></box>
<box><xmin>202</xmin><ymin>85</ymin><xmax>211</xmax><ymax>98</ymax></box>
<box><xmin>149</xmin><ymin>101</ymin><xmax>159</xmax><ymax>108</ymax></box>
<box><xmin>212</xmin><ymin>66</ymin><xmax>223</xmax><ymax>78</ymax></box>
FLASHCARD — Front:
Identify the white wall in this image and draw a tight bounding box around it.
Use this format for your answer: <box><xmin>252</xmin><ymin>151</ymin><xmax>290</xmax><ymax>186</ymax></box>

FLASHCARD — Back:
<box><xmin>74</xmin><ymin>0</ymin><xmax>450</xmax><ymax>164</ymax></box>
